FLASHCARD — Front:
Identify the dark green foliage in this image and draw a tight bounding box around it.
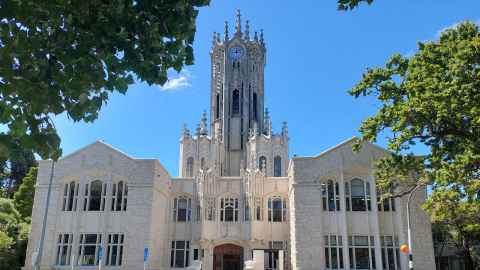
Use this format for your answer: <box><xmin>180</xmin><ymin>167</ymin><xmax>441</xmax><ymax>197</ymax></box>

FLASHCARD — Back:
<box><xmin>350</xmin><ymin>22</ymin><xmax>480</xmax><ymax>269</ymax></box>
<box><xmin>0</xmin><ymin>0</ymin><xmax>210</xmax><ymax>161</ymax></box>
<box><xmin>337</xmin><ymin>0</ymin><xmax>374</xmax><ymax>10</ymax></box>
<box><xmin>13</xmin><ymin>167</ymin><xmax>36</xmax><ymax>220</ymax></box>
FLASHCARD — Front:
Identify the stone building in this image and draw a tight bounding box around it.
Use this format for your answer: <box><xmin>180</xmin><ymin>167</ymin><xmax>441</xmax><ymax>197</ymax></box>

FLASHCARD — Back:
<box><xmin>24</xmin><ymin>10</ymin><xmax>436</xmax><ymax>270</ymax></box>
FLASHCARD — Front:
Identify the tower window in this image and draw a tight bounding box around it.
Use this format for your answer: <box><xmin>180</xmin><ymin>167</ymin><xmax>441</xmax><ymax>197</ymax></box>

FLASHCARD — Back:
<box><xmin>215</xmin><ymin>94</ymin><xmax>220</xmax><ymax>119</ymax></box>
<box><xmin>253</xmin><ymin>93</ymin><xmax>258</xmax><ymax>121</ymax></box>
<box><xmin>259</xmin><ymin>156</ymin><xmax>267</xmax><ymax>172</ymax></box>
<box><xmin>274</xmin><ymin>156</ymin><xmax>282</xmax><ymax>177</ymax></box>
<box><xmin>232</xmin><ymin>89</ymin><xmax>240</xmax><ymax>115</ymax></box>
<box><xmin>186</xmin><ymin>157</ymin><xmax>194</xmax><ymax>177</ymax></box>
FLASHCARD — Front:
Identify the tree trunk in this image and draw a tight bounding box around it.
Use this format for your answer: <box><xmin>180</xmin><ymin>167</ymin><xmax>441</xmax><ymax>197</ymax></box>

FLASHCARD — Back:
<box><xmin>462</xmin><ymin>240</ymin><xmax>475</xmax><ymax>270</ymax></box>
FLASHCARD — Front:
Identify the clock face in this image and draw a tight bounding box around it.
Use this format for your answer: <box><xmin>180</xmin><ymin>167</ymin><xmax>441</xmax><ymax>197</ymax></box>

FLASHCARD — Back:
<box><xmin>229</xmin><ymin>46</ymin><xmax>244</xmax><ymax>60</ymax></box>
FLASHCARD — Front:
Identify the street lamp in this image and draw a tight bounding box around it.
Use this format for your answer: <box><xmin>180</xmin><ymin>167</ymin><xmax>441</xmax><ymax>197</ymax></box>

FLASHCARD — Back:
<box><xmin>33</xmin><ymin>161</ymin><xmax>55</xmax><ymax>270</ymax></box>
<box><xmin>405</xmin><ymin>183</ymin><xmax>425</xmax><ymax>270</ymax></box>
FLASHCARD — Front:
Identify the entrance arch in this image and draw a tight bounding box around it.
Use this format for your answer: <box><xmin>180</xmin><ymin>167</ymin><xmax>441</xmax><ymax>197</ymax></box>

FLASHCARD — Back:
<box><xmin>213</xmin><ymin>244</ymin><xmax>244</xmax><ymax>270</ymax></box>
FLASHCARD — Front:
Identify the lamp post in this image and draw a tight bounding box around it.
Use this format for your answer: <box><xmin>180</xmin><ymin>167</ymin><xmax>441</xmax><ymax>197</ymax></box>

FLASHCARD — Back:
<box><xmin>406</xmin><ymin>184</ymin><xmax>424</xmax><ymax>270</ymax></box>
<box><xmin>34</xmin><ymin>161</ymin><xmax>55</xmax><ymax>270</ymax></box>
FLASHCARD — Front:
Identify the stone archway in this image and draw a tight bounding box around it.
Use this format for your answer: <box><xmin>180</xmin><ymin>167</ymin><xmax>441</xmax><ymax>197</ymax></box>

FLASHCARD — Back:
<box><xmin>213</xmin><ymin>244</ymin><xmax>244</xmax><ymax>270</ymax></box>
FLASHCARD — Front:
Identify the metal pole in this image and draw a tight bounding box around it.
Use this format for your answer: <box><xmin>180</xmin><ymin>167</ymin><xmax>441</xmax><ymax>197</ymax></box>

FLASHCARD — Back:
<box><xmin>34</xmin><ymin>161</ymin><xmax>55</xmax><ymax>270</ymax></box>
<box><xmin>406</xmin><ymin>184</ymin><xmax>422</xmax><ymax>270</ymax></box>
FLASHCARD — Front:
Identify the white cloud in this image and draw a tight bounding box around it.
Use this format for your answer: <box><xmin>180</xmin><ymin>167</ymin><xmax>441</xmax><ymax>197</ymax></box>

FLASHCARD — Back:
<box><xmin>159</xmin><ymin>70</ymin><xmax>192</xmax><ymax>91</ymax></box>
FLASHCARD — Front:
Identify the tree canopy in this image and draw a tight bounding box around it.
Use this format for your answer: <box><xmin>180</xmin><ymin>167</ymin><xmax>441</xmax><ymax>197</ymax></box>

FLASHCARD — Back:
<box><xmin>350</xmin><ymin>21</ymin><xmax>480</xmax><ymax>269</ymax></box>
<box><xmin>0</xmin><ymin>0</ymin><xmax>210</xmax><ymax>161</ymax></box>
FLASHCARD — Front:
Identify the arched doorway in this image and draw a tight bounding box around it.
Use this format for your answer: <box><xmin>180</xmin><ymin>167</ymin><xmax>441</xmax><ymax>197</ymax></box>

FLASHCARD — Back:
<box><xmin>213</xmin><ymin>244</ymin><xmax>243</xmax><ymax>270</ymax></box>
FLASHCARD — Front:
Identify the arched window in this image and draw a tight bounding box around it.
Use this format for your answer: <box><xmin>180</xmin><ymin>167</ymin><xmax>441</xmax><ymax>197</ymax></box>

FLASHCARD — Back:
<box><xmin>321</xmin><ymin>180</ymin><xmax>340</xmax><ymax>211</ymax></box>
<box><xmin>186</xmin><ymin>157</ymin><xmax>194</xmax><ymax>177</ymax></box>
<box><xmin>111</xmin><ymin>181</ymin><xmax>128</xmax><ymax>211</ymax></box>
<box><xmin>84</xmin><ymin>180</ymin><xmax>106</xmax><ymax>211</ymax></box>
<box><xmin>274</xmin><ymin>156</ymin><xmax>282</xmax><ymax>177</ymax></box>
<box><xmin>220</xmin><ymin>198</ymin><xmax>238</xmax><ymax>222</ymax></box>
<box><xmin>346</xmin><ymin>178</ymin><xmax>371</xmax><ymax>211</ymax></box>
<box><xmin>173</xmin><ymin>197</ymin><xmax>191</xmax><ymax>222</ymax></box>
<box><xmin>259</xmin><ymin>156</ymin><xmax>267</xmax><ymax>172</ymax></box>
<box><xmin>268</xmin><ymin>197</ymin><xmax>287</xmax><ymax>222</ymax></box>
<box><xmin>62</xmin><ymin>181</ymin><xmax>79</xmax><ymax>211</ymax></box>
<box><xmin>232</xmin><ymin>89</ymin><xmax>240</xmax><ymax>115</ymax></box>
<box><xmin>253</xmin><ymin>93</ymin><xmax>258</xmax><ymax>121</ymax></box>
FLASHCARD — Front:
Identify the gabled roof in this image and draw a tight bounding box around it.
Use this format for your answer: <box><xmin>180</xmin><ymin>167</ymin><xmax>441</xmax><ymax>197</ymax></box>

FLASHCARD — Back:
<box><xmin>59</xmin><ymin>140</ymin><xmax>136</xmax><ymax>161</ymax></box>
<box><xmin>293</xmin><ymin>136</ymin><xmax>390</xmax><ymax>161</ymax></box>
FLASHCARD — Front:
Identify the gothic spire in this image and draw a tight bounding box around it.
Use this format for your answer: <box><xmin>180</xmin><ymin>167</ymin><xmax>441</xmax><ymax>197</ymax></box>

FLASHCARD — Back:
<box><xmin>264</xmin><ymin>108</ymin><xmax>272</xmax><ymax>136</ymax></box>
<box><xmin>181</xmin><ymin>123</ymin><xmax>190</xmax><ymax>139</ymax></box>
<box><xmin>254</xmin><ymin>31</ymin><xmax>258</xmax><ymax>42</ymax></box>
<box><xmin>200</xmin><ymin>110</ymin><xmax>208</xmax><ymax>135</ymax></box>
<box><xmin>245</xmin><ymin>20</ymin><xmax>250</xmax><ymax>40</ymax></box>
<box><xmin>224</xmin><ymin>21</ymin><xmax>229</xmax><ymax>41</ymax></box>
<box><xmin>235</xmin><ymin>9</ymin><xmax>242</xmax><ymax>36</ymax></box>
<box><xmin>260</xmin><ymin>29</ymin><xmax>264</xmax><ymax>45</ymax></box>
<box><xmin>212</xmin><ymin>31</ymin><xmax>217</xmax><ymax>47</ymax></box>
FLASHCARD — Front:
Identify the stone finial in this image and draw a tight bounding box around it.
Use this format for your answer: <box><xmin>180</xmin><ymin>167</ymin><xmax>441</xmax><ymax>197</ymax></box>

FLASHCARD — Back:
<box><xmin>224</xmin><ymin>21</ymin><xmax>229</xmax><ymax>41</ymax></box>
<box><xmin>195</xmin><ymin>123</ymin><xmax>201</xmax><ymax>137</ymax></box>
<box><xmin>254</xmin><ymin>31</ymin><xmax>258</xmax><ymax>42</ymax></box>
<box><xmin>212</xmin><ymin>31</ymin><xmax>217</xmax><ymax>47</ymax></box>
<box><xmin>216</xmin><ymin>32</ymin><xmax>221</xmax><ymax>43</ymax></box>
<box><xmin>182</xmin><ymin>123</ymin><xmax>190</xmax><ymax>138</ymax></box>
<box><xmin>235</xmin><ymin>9</ymin><xmax>242</xmax><ymax>35</ymax></box>
<box><xmin>281</xmin><ymin>121</ymin><xmax>288</xmax><ymax>137</ymax></box>
<box><xmin>260</xmin><ymin>29</ymin><xmax>264</xmax><ymax>45</ymax></box>
<box><xmin>245</xmin><ymin>20</ymin><xmax>250</xmax><ymax>40</ymax></box>
<box><xmin>253</xmin><ymin>122</ymin><xmax>259</xmax><ymax>136</ymax></box>
<box><xmin>264</xmin><ymin>108</ymin><xmax>272</xmax><ymax>136</ymax></box>
<box><xmin>199</xmin><ymin>110</ymin><xmax>208</xmax><ymax>136</ymax></box>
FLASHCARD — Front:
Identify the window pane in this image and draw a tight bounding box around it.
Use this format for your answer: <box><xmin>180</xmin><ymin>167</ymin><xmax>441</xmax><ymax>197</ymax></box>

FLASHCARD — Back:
<box><xmin>355</xmin><ymin>248</ymin><xmax>370</xmax><ymax>269</ymax></box>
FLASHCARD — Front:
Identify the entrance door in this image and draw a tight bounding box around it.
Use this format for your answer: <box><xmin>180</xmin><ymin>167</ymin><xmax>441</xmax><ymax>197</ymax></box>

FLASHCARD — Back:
<box><xmin>213</xmin><ymin>244</ymin><xmax>243</xmax><ymax>270</ymax></box>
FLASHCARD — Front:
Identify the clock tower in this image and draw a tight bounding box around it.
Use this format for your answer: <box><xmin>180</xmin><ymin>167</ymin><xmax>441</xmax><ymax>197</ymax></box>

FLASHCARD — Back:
<box><xmin>210</xmin><ymin>10</ymin><xmax>266</xmax><ymax>176</ymax></box>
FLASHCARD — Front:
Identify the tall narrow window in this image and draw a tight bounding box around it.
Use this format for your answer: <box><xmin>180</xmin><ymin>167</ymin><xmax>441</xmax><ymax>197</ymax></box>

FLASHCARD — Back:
<box><xmin>274</xmin><ymin>156</ymin><xmax>282</xmax><ymax>177</ymax></box>
<box><xmin>215</xmin><ymin>94</ymin><xmax>220</xmax><ymax>119</ymax></box>
<box><xmin>186</xmin><ymin>157</ymin><xmax>194</xmax><ymax>177</ymax></box>
<box><xmin>255</xmin><ymin>197</ymin><xmax>263</xmax><ymax>221</ymax></box>
<box><xmin>266</xmin><ymin>241</ymin><xmax>285</xmax><ymax>270</ymax></box>
<box><xmin>111</xmin><ymin>181</ymin><xmax>128</xmax><ymax>211</ymax></box>
<box><xmin>259</xmin><ymin>156</ymin><xmax>267</xmax><ymax>172</ymax></box>
<box><xmin>106</xmin><ymin>234</ymin><xmax>124</xmax><ymax>266</ymax></box>
<box><xmin>56</xmin><ymin>233</ymin><xmax>73</xmax><ymax>266</ymax></box>
<box><xmin>220</xmin><ymin>198</ymin><xmax>239</xmax><ymax>222</ymax></box>
<box><xmin>171</xmin><ymin>241</ymin><xmax>190</xmax><ymax>268</ymax></box>
<box><xmin>232</xmin><ymin>89</ymin><xmax>240</xmax><ymax>115</ymax></box>
<box><xmin>78</xmin><ymin>234</ymin><xmax>102</xmax><ymax>266</ymax></box>
<box><xmin>253</xmin><ymin>93</ymin><xmax>258</xmax><ymax>121</ymax></box>
<box><xmin>200</xmin><ymin>157</ymin><xmax>206</xmax><ymax>170</ymax></box>
<box><xmin>381</xmin><ymin>236</ymin><xmax>401</xmax><ymax>270</ymax></box>
<box><xmin>62</xmin><ymin>182</ymin><xmax>78</xmax><ymax>211</ymax></box>
<box><xmin>173</xmin><ymin>197</ymin><xmax>192</xmax><ymax>222</ymax></box>
<box><xmin>377</xmin><ymin>190</ymin><xmax>396</xmax><ymax>212</ymax></box>
<box><xmin>244</xmin><ymin>196</ymin><xmax>250</xmax><ymax>221</ymax></box>
<box><xmin>325</xmin><ymin>235</ymin><xmax>344</xmax><ymax>269</ymax></box>
<box><xmin>349</xmin><ymin>236</ymin><xmax>376</xmax><ymax>270</ymax></box>
<box><xmin>84</xmin><ymin>180</ymin><xmax>106</xmax><ymax>211</ymax></box>
<box><xmin>268</xmin><ymin>197</ymin><xmax>287</xmax><ymax>222</ymax></box>
<box><xmin>322</xmin><ymin>180</ymin><xmax>340</xmax><ymax>211</ymax></box>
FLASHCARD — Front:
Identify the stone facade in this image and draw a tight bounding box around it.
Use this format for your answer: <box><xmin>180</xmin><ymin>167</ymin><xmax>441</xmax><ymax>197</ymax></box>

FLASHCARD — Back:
<box><xmin>24</xmin><ymin>10</ymin><xmax>435</xmax><ymax>270</ymax></box>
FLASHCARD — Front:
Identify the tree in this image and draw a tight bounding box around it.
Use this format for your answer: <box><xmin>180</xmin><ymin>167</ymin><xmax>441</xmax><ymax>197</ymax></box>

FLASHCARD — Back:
<box><xmin>337</xmin><ymin>0</ymin><xmax>374</xmax><ymax>10</ymax></box>
<box><xmin>0</xmin><ymin>197</ymin><xmax>29</xmax><ymax>270</ymax></box>
<box><xmin>0</xmin><ymin>143</ymin><xmax>37</xmax><ymax>197</ymax></box>
<box><xmin>13</xmin><ymin>167</ymin><xmax>36</xmax><ymax>220</ymax></box>
<box><xmin>0</xmin><ymin>0</ymin><xmax>210</xmax><ymax>161</ymax></box>
<box><xmin>349</xmin><ymin>22</ymin><xmax>480</xmax><ymax>269</ymax></box>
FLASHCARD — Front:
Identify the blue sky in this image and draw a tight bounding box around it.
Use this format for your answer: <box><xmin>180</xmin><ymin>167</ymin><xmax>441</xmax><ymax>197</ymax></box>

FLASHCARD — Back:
<box><xmin>53</xmin><ymin>1</ymin><xmax>480</xmax><ymax>176</ymax></box>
